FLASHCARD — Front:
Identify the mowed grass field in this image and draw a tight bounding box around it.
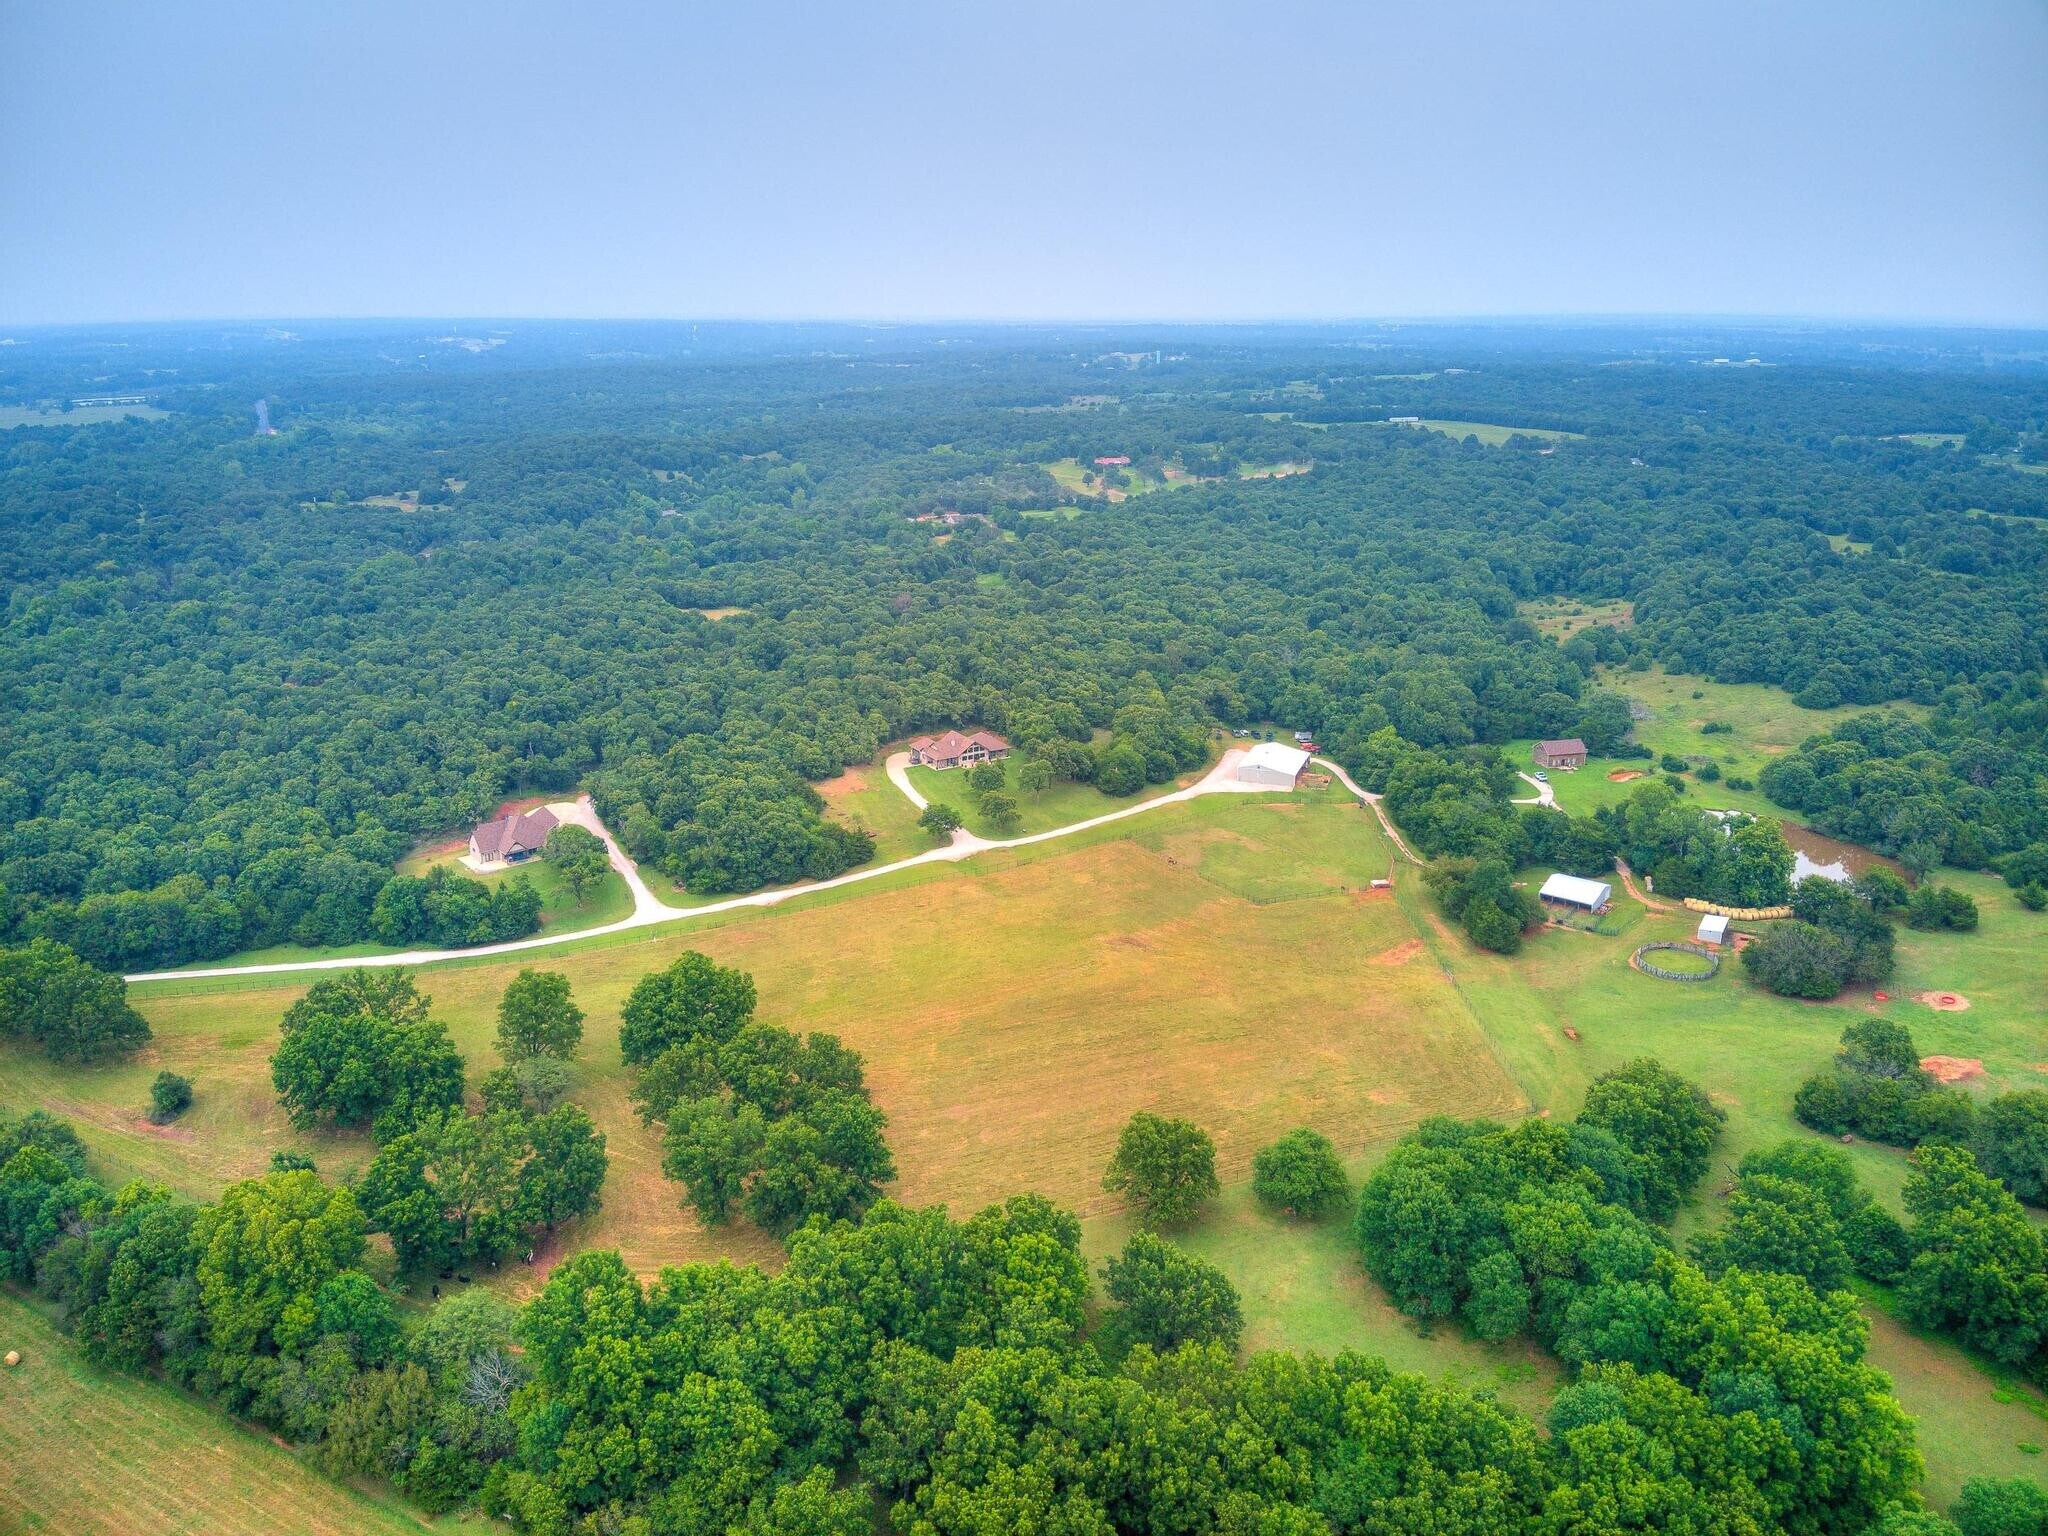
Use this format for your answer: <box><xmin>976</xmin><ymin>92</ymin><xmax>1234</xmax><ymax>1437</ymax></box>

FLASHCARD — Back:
<box><xmin>1398</xmin><ymin>419</ymin><xmax>1585</xmax><ymax>446</ymax></box>
<box><xmin>0</xmin><ymin>402</ymin><xmax>172</xmax><ymax>428</ymax></box>
<box><xmin>0</xmin><ymin>1293</ymin><xmax>454</xmax><ymax>1536</ymax></box>
<box><xmin>20</xmin><ymin>786</ymin><xmax>1523</xmax><ymax>1295</ymax></box>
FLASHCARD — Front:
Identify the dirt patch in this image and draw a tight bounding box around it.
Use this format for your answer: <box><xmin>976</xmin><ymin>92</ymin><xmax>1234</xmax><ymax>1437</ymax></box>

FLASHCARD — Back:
<box><xmin>131</xmin><ymin>1118</ymin><xmax>196</xmax><ymax>1142</ymax></box>
<box><xmin>1916</xmin><ymin>991</ymin><xmax>1970</xmax><ymax>1012</ymax></box>
<box><xmin>1920</xmin><ymin>1056</ymin><xmax>1985</xmax><ymax>1084</ymax></box>
<box><xmin>812</xmin><ymin>767</ymin><xmax>866</xmax><ymax>798</ymax></box>
<box><xmin>1369</xmin><ymin>938</ymin><xmax>1424</xmax><ymax>966</ymax></box>
<box><xmin>1607</xmin><ymin>769</ymin><xmax>1646</xmax><ymax>782</ymax></box>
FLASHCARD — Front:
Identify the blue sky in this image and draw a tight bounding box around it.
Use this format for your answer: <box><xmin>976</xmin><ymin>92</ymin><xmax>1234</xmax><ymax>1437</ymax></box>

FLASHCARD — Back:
<box><xmin>3</xmin><ymin>1</ymin><xmax>2044</xmax><ymax>325</ymax></box>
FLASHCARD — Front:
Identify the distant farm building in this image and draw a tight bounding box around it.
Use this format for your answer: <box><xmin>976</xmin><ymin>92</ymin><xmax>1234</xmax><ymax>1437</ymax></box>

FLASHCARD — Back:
<box><xmin>1695</xmin><ymin>913</ymin><xmax>1730</xmax><ymax>946</ymax></box>
<box><xmin>908</xmin><ymin>730</ymin><xmax>1011</xmax><ymax>770</ymax></box>
<box><xmin>1236</xmin><ymin>741</ymin><xmax>1311</xmax><ymax>789</ymax></box>
<box><xmin>1539</xmin><ymin>872</ymin><xmax>1612</xmax><ymax>913</ymax></box>
<box><xmin>469</xmin><ymin>806</ymin><xmax>559</xmax><ymax>866</ymax></box>
<box><xmin>1533</xmin><ymin>738</ymin><xmax>1589</xmax><ymax>771</ymax></box>
<box><xmin>1093</xmin><ymin>455</ymin><xmax>1131</xmax><ymax>467</ymax></box>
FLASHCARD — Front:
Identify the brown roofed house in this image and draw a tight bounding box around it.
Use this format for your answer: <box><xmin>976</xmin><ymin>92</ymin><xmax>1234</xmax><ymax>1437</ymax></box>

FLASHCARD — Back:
<box><xmin>468</xmin><ymin>805</ymin><xmax>559</xmax><ymax>865</ymax></box>
<box><xmin>907</xmin><ymin>730</ymin><xmax>1011</xmax><ymax>770</ymax></box>
<box><xmin>1533</xmin><ymin>738</ymin><xmax>1589</xmax><ymax>771</ymax></box>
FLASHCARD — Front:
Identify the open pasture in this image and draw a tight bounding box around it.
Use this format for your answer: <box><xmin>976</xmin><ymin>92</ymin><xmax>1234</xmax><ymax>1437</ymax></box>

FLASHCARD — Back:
<box><xmin>1402</xmin><ymin>419</ymin><xmax>1585</xmax><ymax>446</ymax></box>
<box><xmin>0</xmin><ymin>402</ymin><xmax>171</xmax><ymax>428</ymax></box>
<box><xmin>40</xmin><ymin>791</ymin><xmax>1521</xmax><ymax>1293</ymax></box>
<box><xmin>1508</xmin><ymin>666</ymin><xmax>1914</xmax><ymax>821</ymax></box>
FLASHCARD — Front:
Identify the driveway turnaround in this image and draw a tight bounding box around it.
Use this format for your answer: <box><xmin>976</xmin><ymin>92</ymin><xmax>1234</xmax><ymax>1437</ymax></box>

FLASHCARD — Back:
<box><xmin>129</xmin><ymin>748</ymin><xmax>1406</xmax><ymax>983</ymax></box>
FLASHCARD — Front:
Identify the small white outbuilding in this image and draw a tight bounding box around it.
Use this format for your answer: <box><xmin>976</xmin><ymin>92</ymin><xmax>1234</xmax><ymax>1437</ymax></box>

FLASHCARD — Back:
<box><xmin>1236</xmin><ymin>741</ymin><xmax>1311</xmax><ymax>789</ymax></box>
<box><xmin>1539</xmin><ymin>872</ymin><xmax>1612</xmax><ymax>912</ymax></box>
<box><xmin>1696</xmin><ymin>913</ymin><xmax>1730</xmax><ymax>946</ymax></box>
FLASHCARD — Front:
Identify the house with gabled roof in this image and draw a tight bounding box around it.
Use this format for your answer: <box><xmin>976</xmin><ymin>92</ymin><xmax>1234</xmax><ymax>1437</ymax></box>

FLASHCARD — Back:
<box><xmin>908</xmin><ymin>730</ymin><xmax>1011</xmax><ymax>770</ymax></box>
<box><xmin>468</xmin><ymin>805</ymin><xmax>559</xmax><ymax>866</ymax></box>
<box><xmin>1533</xmin><ymin>738</ymin><xmax>1589</xmax><ymax>770</ymax></box>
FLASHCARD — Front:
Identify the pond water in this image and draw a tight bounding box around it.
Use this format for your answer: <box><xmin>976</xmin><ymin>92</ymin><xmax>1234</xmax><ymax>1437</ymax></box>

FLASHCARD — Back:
<box><xmin>1784</xmin><ymin>824</ymin><xmax>1899</xmax><ymax>884</ymax></box>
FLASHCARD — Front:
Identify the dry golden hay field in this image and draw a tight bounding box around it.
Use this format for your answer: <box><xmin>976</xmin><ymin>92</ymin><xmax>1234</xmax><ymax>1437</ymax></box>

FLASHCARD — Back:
<box><xmin>48</xmin><ymin>795</ymin><xmax>1524</xmax><ymax>1291</ymax></box>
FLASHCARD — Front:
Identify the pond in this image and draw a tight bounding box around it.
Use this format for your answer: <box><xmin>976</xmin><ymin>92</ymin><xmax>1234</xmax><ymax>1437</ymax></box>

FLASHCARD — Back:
<box><xmin>1784</xmin><ymin>824</ymin><xmax>1900</xmax><ymax>884</ymax></box>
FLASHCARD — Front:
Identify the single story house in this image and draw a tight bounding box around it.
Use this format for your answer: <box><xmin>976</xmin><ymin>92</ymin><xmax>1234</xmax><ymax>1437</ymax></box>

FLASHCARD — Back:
<box><xmin>469</xmin><ymin>805</ymin><xmax>559</xmax><ymax>865</ymax></box>
<box><xmin>1237</xmin><ymin>741</ymin><xmax>1311</xmax><ymax>789</ymax></box>
<box><xmin>1093</xmin><ymin>454</ymin><xmax>1131</xmax><ymax>467</ymax></box>
<box><xmin>908</xmin><ymin>730</ymin><xmax>1010</xmax><ymax>771</ymax></box>
<box><xmin>1533</xmin><ymin>738</ymin><xmax>1590</xmax><ymax>771</ymax></box>
<box><xmin>1539</xmin><ymin>872</ymin><xmax>1612</xmax><ymax>912</ymax></box>
<box><xmin>1696</xmin><ymin>913</ymin><xmax>1730</xmax><ymax>946</ymax></box>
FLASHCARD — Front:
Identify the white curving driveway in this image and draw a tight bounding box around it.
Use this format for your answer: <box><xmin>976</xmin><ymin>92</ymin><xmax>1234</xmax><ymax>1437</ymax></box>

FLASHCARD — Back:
<box><xmin>128</xmin><ymin>747</ymin><xmax>1402</xmax><ymax>983</ymax></box>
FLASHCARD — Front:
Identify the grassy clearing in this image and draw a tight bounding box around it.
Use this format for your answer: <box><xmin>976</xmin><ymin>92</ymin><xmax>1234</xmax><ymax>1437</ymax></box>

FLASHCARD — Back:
<box><xmin>904</xmin><ymin>743</ymin><xmax>1219</xmax><ymax>840</ymax></box>
<box><xmin>1893</xmin><ymin>432</ymin><xmax>1966</xmax><ymax>449</ymax></box>
<box><xmin>1827</xmin><ymin>532</ymin><xmax>1874</xmax><ymax>554</ymax></box>
<box><xmin>0</xmin><ymin>403</ymin><xmax>171</xmax><ymax>428</ymax></box>
<box><xmin>1396</xmin><ymin>419</ymin><xmax>1585</xmax><ymax>446</ymax></box>
<box><xmin>1045</xmin><ymin>457</ymin><xmax>1171</xmax><ymax>502</ymax></box>
<box><xmin>1084</xmin><ymin>1174</ymin><xmax>1561</xmax><ymax>1421</ymax></box>
<box><xmin>1517</xmin><ymin>596</ymin><xmax>1635</xmax><ymax>639</ymax></box>
<box><xmin>1506</xmin><ymin>665</ymin><xmax>1911</xmax><ymax>822</ymax></box>
<box><xmin>0</xmin><ymin>1291</ymin><xmax>453</xmax><ymax>1535</ymax></box>
<box><xmin>691</xmin><ymin>606</ymin><xmax>748</xmax><ymax>620</ymax></box>
<box><xmin>817</xmin><ymin>758</ymin><xmax>931</xmax><ymax>863</ymax></box>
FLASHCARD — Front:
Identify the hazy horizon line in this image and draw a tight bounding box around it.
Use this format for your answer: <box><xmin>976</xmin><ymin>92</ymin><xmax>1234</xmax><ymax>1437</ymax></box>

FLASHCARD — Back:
<box><xmin>8</xmin><ymin>310</ymin><xmax>2048</xmax><ymax>335</ymax></box>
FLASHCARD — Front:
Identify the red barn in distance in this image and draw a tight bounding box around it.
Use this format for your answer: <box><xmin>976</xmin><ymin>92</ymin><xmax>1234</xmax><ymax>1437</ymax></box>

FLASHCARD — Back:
<box><xmin>1093</xmin><ymin>455</ymin><xmax>1131</xmax><ymax>467</ymax></box>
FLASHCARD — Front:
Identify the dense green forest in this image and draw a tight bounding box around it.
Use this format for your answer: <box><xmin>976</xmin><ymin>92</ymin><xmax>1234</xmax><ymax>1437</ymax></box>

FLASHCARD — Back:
<box><xmin>2</xmin><ymin>321</ymin><xmax>2043</xmax><ymax>969</ymax></box>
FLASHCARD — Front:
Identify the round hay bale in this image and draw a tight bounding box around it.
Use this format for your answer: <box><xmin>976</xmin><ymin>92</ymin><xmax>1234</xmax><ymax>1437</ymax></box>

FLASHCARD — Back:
<box><xmin>4</xmin><ymin>1349</ymin><xmax>20</xmax><ymax>1367</ymax></box>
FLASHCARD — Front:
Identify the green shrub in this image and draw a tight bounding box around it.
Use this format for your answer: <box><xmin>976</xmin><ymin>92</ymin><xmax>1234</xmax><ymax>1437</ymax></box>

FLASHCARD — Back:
<box><xmin>149</xmin><ymin>1070</ymin><xmax>193</xmax><ymax>1125</ymax></box>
